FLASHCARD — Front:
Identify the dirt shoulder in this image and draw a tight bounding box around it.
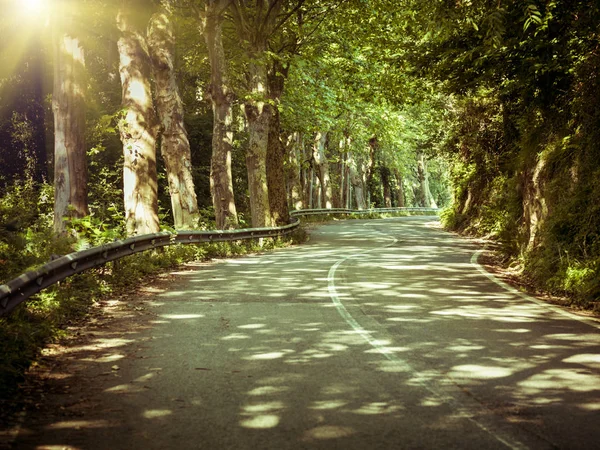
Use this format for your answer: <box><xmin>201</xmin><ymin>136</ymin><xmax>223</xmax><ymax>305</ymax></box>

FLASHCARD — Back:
<box><xmin>478</xmin><ymin>248</ymin><xmax>600</xmax><ymax>320</ymax></box>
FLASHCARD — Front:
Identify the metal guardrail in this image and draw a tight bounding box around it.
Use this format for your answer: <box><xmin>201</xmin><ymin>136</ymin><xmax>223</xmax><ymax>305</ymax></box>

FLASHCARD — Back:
<box><xmin>0</xmin><ymin>207</ymin><xmax>438</xmax><ymax>316</ymax></box>
<box><xmin>291</xmin><ymin>207</ymin><xmax>439</xmax><ymax>216</ymax></box>
<box><xmin>0</xmin><ymin>218</ymin><xmax>300</xmax><ymax>316</ymax></box>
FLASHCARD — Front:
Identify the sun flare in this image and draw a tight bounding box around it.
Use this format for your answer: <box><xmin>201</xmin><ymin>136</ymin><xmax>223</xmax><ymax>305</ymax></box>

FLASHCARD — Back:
<box><xmin>23</xmin><ymin>0</ymin><xmax>44</xmax><ymax>13</ymax></box>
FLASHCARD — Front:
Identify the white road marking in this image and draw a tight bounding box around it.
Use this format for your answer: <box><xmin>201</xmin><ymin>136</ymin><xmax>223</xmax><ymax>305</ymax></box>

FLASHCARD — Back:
<box><xmin>327</xmin><ymin>222</ymin><xmax>528</xmax><ymax>450</ymax></box>
<box><xmin>470</xmin><ymin>249</ymin><xmax>600</xmax><ymax>330</ymax></box>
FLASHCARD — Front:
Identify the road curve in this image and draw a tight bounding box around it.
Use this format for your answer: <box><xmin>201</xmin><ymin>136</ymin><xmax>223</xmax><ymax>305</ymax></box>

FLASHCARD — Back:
<box><xmin>11</xmin><ymin>217</ymin><xmax>600</xmax><ymax>449</ymax></box>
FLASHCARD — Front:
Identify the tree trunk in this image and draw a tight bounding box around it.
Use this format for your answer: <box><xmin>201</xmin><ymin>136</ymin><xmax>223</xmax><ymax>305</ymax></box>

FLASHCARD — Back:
<box><xmin>307</xmin><ymin>166</ymin><xmax>314</xmax><ymax>209</ymax></box>
<box><xmin>346</xmin><ymin>159</ymin><xmax>351</xmax><ymax>209</ymax></box>
<box><xmin>242</xmin><ymin>42</ymin><xmax>272</xmax><ymax>227</ymax></box>
<box><xmin>312</xmin><ymin>167</ymin><xmax>320</xmax><ymax>208</ymax></box>
<box><xmin>380</xmin><ymin>166</ymin><xmax>392</xmax><ymax>208</ymax></box>
<box><xmin>348</xmin><ymin>153</ymin><xmax>366</xmax><ymax>210</ymax></box>
<box><xmin>266</xmin><ymin>60</ymin><xmax>289</xmax><ymax>225</ymax></box>
<box><xmin>416</xmin><ymin>149</ymin><xmax>437</xmax><ymax>208</ymax></box>
<box><xmin>393</xmin><ymin>168</ymin><xmax>405</xmax><ymax>207</ymax></box>
<box><xmin>230</xmin><ymin>2</ymin><xmax>283</xmax><ymax>228</ymax></box>
<box><xmin>117</xmin><ymin>6</ymin><xmax>160</xmax><ymax>235</ymax></box>
<box><xmin>201</xmin><ymin>1</ymin><xmax>238</xmax><ymax>229</ymax></box>
<box><xmin>148</xmin><ymin>4</ymin><xmax>200</xmax><ymax>230</ymax></box>
<box><xmin>287</xmin><ymin>132</ymin><xmax>303</xmax><ymax>210</ymax></box>
<box><xmin>331</xmin><ymin>159</ymin><xmax>341</xmax><ymax>209</ymax></box>
<box><xmin>313</xmin><ymin>132</ymin><xmax>332</xmax><ymax>209</ymax></box>
<box><xmin>366</xmin><ymin>136</ymin><xmax>377</xmax><ymax>208</ymax></box>
<box><xmin>301</xmin><ymin>140</ymin><xmax>312</xmax><ymax>208</ymax></box>
<box><xmin>343</xmin><ymin>135</ymin><xmax>352</xmax><ymax>208</ymax></box>
<box><xmin>338</xmin><ymin>142</ymin><xmax>347</xmax><ymax>209</ymax></box>
<box><xmin>266</xmin><ymin>105</ymin><xmax>288</xmax><ymax>224</ymax></box>
<box><xmin>522</xmin><ymin>155</ymin><xmax>548</xmax><ymax>251</ymax></box>
<box><xmin>52</xmin><ymin>31</ymin><xmax>88</xmax><ymax>234</ymax></box>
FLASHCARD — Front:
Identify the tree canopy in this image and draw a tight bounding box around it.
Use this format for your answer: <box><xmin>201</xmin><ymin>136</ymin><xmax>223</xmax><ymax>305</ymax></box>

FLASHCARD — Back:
<box><xmin>1</xmin><ymin>0</ymin><xmax>599</xmax><ymax>305</ymax></box>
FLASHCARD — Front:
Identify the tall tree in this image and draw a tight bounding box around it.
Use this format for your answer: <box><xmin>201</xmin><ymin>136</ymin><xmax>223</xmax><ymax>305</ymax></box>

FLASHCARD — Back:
<box><xmin>416</xmin><ymin>148</ymin><xmax>437</xmax><ymax>208</ymax></box>
<box><xmin>117</xmin><ymin>2</ymin><xmax>160</xmax><ymax>235</ymax></box>
<box><xmin>393</xmin><ymin>168</ymin><xmax>405</xmax><ymax>207</ymax></box>
<box><xmin>230</xmin><ymin>0</ymin><xmax>284</xmax><ymax>227</ymax></box>
<box><xmin>52</xmin><ymin>8</ymin><xmax>88</xmax><ymax>234</ymax></box>
<box><xmin>348</xmin><ymin>152</ymin><xmax>366</xmax><ymax>210</ymax></box>
<box><xmin>266</xmin><ymin>58</ymin><xmax>290</xmax><ymax>223</ymax></box>
<box><xmin>380</xmin><ymin>165</ymin><xmax>392</xmax><ymax>207</ymax></box>
<box><xmin>312</xmin><ymin>131</ymin><xmax>332</xmax><ymax>208</ymax></box>
<box><xmin>197</xmin><ymin>0</ymin><xmax>239</xmax><ymax>229</ymax></box>
<box><xmin>286</xmin><ymin>132</ymin><xmax>303</xmax><ymax>210</ymax></box>
<box><xmin>265</xmin><ymin>1</ymin><xmax>341</xmax><ymax>219</ymax></box>
<box><xmin>148</xmin><ymin>1</ymin><xmax>200</xmax><ymax>229</ymax></box>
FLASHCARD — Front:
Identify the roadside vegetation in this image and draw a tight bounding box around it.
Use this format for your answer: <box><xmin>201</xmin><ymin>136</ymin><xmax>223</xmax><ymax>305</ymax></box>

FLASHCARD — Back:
<box><xmin>428</xmin><ymin>2</ymin><xmax>600</xmax><ymax>311</ymax></box>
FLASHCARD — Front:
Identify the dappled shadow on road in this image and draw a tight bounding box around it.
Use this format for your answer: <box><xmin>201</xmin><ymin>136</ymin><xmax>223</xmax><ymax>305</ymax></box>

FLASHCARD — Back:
<box><xmin>10</xmin><ymin>218</ymin><xmax>600</xmax><ymax>449</ymax></box>
<box><xmin>334</xmin><ymin>219</ymin><xmax>600</xmax><ymax>449</ymax></box>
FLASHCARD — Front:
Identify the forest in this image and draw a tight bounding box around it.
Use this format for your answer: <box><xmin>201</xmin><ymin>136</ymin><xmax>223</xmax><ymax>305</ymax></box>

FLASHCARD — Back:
<box><xmin>1</xmin><ymin>0</ymin><xmax>599</xmax><ymax>393</ymax></box>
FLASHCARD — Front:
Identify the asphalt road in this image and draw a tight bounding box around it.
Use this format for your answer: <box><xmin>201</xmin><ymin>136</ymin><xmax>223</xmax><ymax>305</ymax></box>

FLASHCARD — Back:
<box><xmin>10</xmin><ymin>217</ymin><xmax>600</xmax><ymax>449</ymax></box>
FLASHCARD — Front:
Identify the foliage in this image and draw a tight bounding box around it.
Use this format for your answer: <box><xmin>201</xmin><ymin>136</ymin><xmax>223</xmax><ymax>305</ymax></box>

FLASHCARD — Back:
<box><xmin>426</xmin><ymin>0</ymin><xmax>600</xmax><ymax>307</ymax></box>
<box><xmin>279</xmin><ymin>7</ymin><xmax>451</xmax><ymax>208</ymax></box>
<box><xmin>2</xmin><ymin>0</ymin><xmax>600</xmax><ymax>404</ymax></box>
<box><xmin>0</xmin><ymin>177</ymin><xmax>71</xmax><ymax>283</ymax></box>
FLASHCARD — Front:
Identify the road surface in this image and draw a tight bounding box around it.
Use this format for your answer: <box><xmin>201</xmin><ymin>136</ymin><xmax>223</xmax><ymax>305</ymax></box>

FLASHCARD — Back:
<box><xmin>10</xmin><ymin>217</ymin><xmax>600</xmax><ymax>449</ymax></box>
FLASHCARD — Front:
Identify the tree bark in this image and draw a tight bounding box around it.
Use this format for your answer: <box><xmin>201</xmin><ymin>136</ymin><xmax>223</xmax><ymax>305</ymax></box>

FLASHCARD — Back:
<box><xmin>393</xmin><ymin>168</ymin><xmax>405</xmax><ymax>207</ymax></box>
<box><xmin>266</xmin><ymin>60</ymin><xmax>289</xmax><ymax>225</ymax></box>
<box><xmin>366</xmin><ymin>136</ymin><xmax>377</xmax><ymax>208</ymax></box>
<box><xmin>230</xmin><ymin>0</ymin><xmax>286</xmax><ymax>227</ymax></box>
<box><xmin>346</xmin><ymin>158</ymin><xmax>351</xmax><ymax>209</ymax></box>
<box><xmin>331</xmin><ymin>159</ymin><xmax>341</xmax><ymax>208</ymax></box>
<box><xmin>338</xmin><ymin>142</ymin><xmax>347</xmax><ymax>209</ymax></box>
<box><xmin>52</xmin><ymin>30</ymin><xmax>88</xmax><ymax>234</ymax></box>
<box><xmin>348</xmin><ymin>152</ymin><xmax>366</xmax><ymax>210</ymax></box>
<box><xmin>416</xmin><ymin>149</ymin><xmax>437</xmax><ymax>208</ymax></box>
<box><xmin>307</xmin><ymin>166</ymin><xmax>314</xmax><ymax>209</ymax></box>
<box><xmin>522</xmin><ymin>155</ymin><xmax>548</xmax><ymax>251</ymax></box>
<box><xmin>117</xmin><ymin>6</ymin><xmax>160</xmax><ymax>235</ymax></box>
<box><xmin>313</xmin><ymin>131</ymin><xmax>332</xmax><ymax>209</ymax></box>
<box><xmin>301</xmin><ymin>140</ymin><xmax>312</xmax><ymax>208</ymax></box>
<box><xmin>201</xmin><ymin>1</ymin><xmax>238</xmax><ymax>229</ymax></box>
<box><xmin>343</xmin><ymin>135</ymin><xmax>352</xmax><ymax>208</ymax></box>
<box><xmin>148</xmin><ymin>3</ymin><xmax>200</xmax><ymax>230</ymax></box>
<box><xmin>313</xmin><ymin>168</ymin><xmax>321</xmax><ymax>208</ymax></box>
<box><xmin>380</xmin><ymin>166</ymin><xmax>392</xmax><ymax>208</ymax></box>
<box><xmin>287</xmin><ymin>132</ymin><xmax>303</xmax><ymax>210</ymax></box>
<box><xmin>244</xmin><ymin>51</ymin><xmax>273</xmax><ymax>227</ymax></box>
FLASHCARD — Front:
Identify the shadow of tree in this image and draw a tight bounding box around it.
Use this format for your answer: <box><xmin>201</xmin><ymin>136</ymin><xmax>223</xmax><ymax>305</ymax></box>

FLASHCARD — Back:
<box><xmin>9</xmin><ymin>217</ymin><xmax>600</xmax><ymax>449</ymax></box>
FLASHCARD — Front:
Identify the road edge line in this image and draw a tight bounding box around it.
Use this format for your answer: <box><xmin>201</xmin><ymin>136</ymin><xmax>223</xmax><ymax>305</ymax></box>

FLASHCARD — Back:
<box><xmin>470</xmin><ymin>249</ymin><xmax>600</xmax><ymax>330</ymax></box>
